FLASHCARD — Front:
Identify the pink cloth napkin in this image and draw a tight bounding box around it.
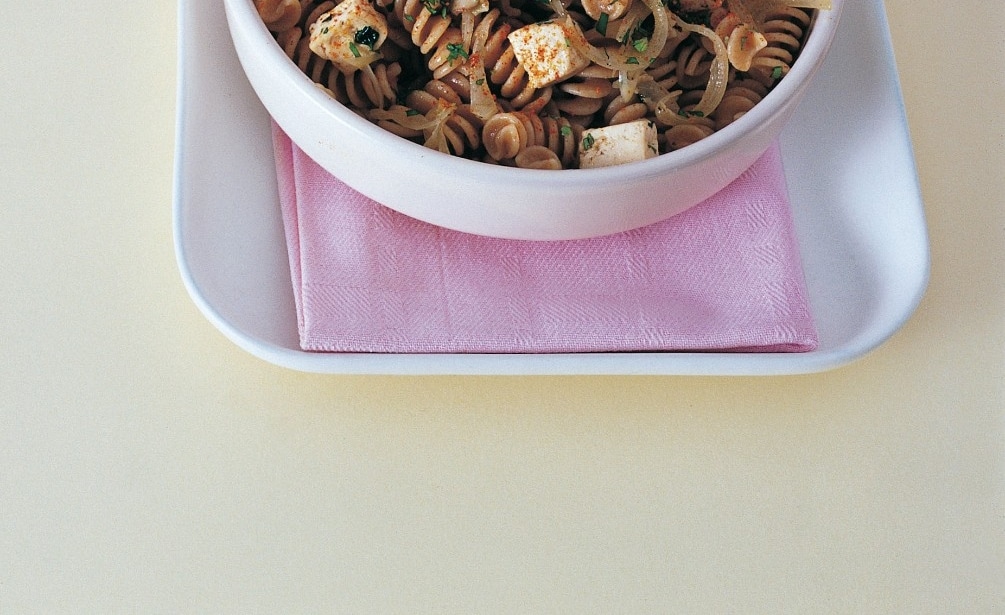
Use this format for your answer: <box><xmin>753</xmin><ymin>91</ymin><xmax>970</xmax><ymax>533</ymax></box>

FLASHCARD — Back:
<box><xmin>272</xmin><ymin>125</ymin><xmax>817</xmax><ymax>353</ymax></box>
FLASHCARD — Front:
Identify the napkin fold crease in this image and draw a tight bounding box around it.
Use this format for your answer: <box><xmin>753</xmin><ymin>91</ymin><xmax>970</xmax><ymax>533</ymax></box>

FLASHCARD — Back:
<box><xmin>272</xmin><ymin>124</ymin><xmax>817</xmax><ymax>354</ymax></box>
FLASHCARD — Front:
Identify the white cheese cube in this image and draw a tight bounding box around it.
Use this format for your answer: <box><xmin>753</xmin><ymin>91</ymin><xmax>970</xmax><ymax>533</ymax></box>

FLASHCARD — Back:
<box><xmin>308</xmin><ymin>0</ymin><xmax>388</xmax><ymax>73</ymax></box>
<box><xmin>507</xmin><ymin>17</ymin><xmax>591</xmax><ymax>88</ymax></box>
<box><xmin>578</xmin><ymin>120</ymin><xmax>659</xmax><ymax>169</ymax></box>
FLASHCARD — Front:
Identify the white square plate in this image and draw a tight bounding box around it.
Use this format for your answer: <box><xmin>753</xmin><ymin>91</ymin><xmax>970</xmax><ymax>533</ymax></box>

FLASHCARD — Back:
<box><xmin>173</xmin><ymin>0</ymin><xmax>929</xmax><ymax>375</ymax></box>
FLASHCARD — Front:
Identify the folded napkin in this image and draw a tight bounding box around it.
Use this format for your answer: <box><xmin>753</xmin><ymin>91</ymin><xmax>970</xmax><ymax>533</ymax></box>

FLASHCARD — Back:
<box><xmin>272</xmin><ymin>125</ymin><xmax>817</xmax><ymax>353</ymax></box>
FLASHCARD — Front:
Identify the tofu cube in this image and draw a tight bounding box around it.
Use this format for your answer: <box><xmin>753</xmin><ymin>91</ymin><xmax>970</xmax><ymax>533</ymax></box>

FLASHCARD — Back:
<box><xmin>507</xmin><ymin>17</ymin><xmax>591</xmax><ymax>88</ymax></box>
<box><xmin>308</xmin><ymin>0</ymin><xmax>387</xmax><ymax>73</ymax></box>
<box><xmin>578</xmin><ymin>120</ymin><xmax>659</xmax><ymax>169</ymax></box>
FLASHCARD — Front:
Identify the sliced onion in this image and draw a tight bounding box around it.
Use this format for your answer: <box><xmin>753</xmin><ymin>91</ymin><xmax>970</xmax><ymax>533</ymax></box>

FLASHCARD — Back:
<box><xmin>547</xmin><ymin>0</ymin><xmax>567</xmax><ymax>18</ymax></box>
<box><xmin>670</xmin><ymin>13</ymin><xmax>728</xmax><ymax>117</ymax></box>
<box><xmin>635</xmin><ymin>74</ymin><xmax>687</xmax><ymax>127</ymax></box>
<box><xmin>370</xmin><ymin>100</ymin><xmax>456</xmax><ymax>132</ymax></box>
<box><xmin>465</xmin><ymin>12</ymin><xmax>501</xmax><ymax>120</ymax></box>
<box><xmin>467</xmin><ymin>55</ymin><xmax>500</xmax><ymax>120</ymax></box>
<box><xmin>567</xmin><ymin>0</ymin><xmax>669</xmax><ymax>99</ymax></box>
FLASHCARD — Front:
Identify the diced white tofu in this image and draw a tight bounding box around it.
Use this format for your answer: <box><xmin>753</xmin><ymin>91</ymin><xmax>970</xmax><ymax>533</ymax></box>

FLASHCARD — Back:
<box><xmin>578</xmin><ymin>120</ymin><xmax>659</xmax><ymax>169</ymax></box>
<box><xmin>506</xmin><ymin>17</ymin><xmax>591</xmax><ymax>89</ymax></box>
<box><xmin>308</xmin><ymin>0</ymin><xmax>388</xmax><ymax>73</ymax></box>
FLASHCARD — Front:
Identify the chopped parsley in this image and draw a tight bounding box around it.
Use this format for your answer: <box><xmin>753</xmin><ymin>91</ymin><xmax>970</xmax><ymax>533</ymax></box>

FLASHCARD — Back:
<box><xmin>348</xmin><ymin>41</ymin><xmax>361</xmax><ymax>58</ymax></box>
<box><xmin>354</xmin><ymin>26</ymin><xmax>380</xmax><ymax>50</ymax></box>
<box><xmin>771</xmin><ymin>65</ymin><xmax>784</xmax><ymax>79</ymax></box>
<box><xmin>445</xmin><ymin>42</ymin><xmax>469</xmax><ymax>63</ymax></box>
<box><xmin>619</xmin><ymin>22</ymin><xmax>651</xmax><ymax>46</ymax></box>
<box><xmin>560</xmin><ymin>125</ymin><xmax>573</xmax><ymax>137</ymax></box>
<box><xmin>596</xmin><ymin>12</ymin><xmax>609</xmax><ymax>36</ymax></box>
<box><xmin>405</xmin><ymin>108</ymin><xmax>421</xmax><ymax>116</ymax></box>
<box><xmin>421</xmin><ymin>0</ymin><xmax>449</xmax><ymax>18</ymax></box>
<box><xmin>581</xmin><ymin>133</ymin><xmax>596</xmax><ymax>150</ymax></box>
<box><xmin>632</xmin><ymin>37</ymin><xmax>648</xmax><ymax>53</ymax></box>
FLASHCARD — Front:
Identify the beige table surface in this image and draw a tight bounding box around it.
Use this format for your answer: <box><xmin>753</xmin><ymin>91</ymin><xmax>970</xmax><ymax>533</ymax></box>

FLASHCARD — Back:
<box><xmin>2</xmin><ymin>0</ymin><xmax>1003</xmax><ymax>611</ymax></box>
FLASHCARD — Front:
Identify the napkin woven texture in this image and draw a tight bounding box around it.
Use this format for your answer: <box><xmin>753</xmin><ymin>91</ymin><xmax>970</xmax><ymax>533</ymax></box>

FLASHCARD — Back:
<box><xmin>273</xmin><ymin>125</ymin><xmax>817</xmax><ymax>354</ymax></box>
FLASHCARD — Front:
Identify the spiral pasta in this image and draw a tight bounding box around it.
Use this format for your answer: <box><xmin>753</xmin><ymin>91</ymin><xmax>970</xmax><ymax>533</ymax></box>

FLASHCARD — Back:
<box><xmin>255</xmin><ymin>0</ymin><xmax>826</xmax><ymax>168</ymax></box>
<box><xmin>256</xmin><ymin>0</ymin><xmax>303</xmax><ymax>32</ymax></box>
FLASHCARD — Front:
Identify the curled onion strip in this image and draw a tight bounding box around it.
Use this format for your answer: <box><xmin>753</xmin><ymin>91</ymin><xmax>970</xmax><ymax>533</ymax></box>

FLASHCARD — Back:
<box><xmin>460</xmin><ymin>11</ymin><xmax>476</xmax><ymax>49</ymax></box>
<box><xmin>634</xmin><ymin>74</ymin><xmax>688</xmax><ymax>127</ymax></box>
<box><xmin>609</xmin><ymin>1</ymin><xmax>652</xmax><ymax>45</ymax></box>
<box><xmin>370</xmin><ymin>100</ymin><xmax>457</xmax><ymax>152</ymax></box>
<box><xmin>467</xmin><ymin>28</ymin><xmax>500</xmax><ymax>120</ymax></box>
<box><xmin>671</xmin><ymin>14</ymin><xmax>728</xmax><ymax>117</ymax></box>
<box><xmin>621</xmin><ymin>13</ymin><xmax>728</xmax><ymax>121</ymax></box>
<box><xmin>567</xmin><ymin>0</ymin><xmax>668</xmax><ymax>99</ymax></box>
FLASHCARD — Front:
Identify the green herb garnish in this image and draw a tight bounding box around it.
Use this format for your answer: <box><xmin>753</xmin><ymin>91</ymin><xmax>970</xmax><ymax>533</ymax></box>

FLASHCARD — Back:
<box><xmin>421</xmin><ymin>0</ymin><xmax>448</xmax><ymax>18</ymax></box>
<box><xmin>596</xmin><ymin>12</ymin><xmax>609</xmax><ymax>36</ymax></box>
<box><xmin>445</xmin><ymin>42</ymin><xmax>469</xmax><ymax>63</ymax></box>
<box><xmin>354</xmin><ymin>25</ymin><xmax>380</xmax><ymax>50</ymax></box>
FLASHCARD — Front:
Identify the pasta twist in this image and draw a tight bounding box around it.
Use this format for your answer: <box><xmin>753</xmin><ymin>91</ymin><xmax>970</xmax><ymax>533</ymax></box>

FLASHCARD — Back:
<box><xmin>395</xmin><ymin>0</ymin><xmax>454</xmax><ymax>53</ymax></box>
<box><xmin>261</xmin><ymin>0</ymin><xmax>338</xmax><ymax>86</ymax></box>
<box><xmin>422</xmin><ymin>73</ymin><xmax>471</xmax><ymax>102</ymax></box>
<box><xmin>663</xmin><ymin>116</ymin><xmax>715</xmax><ymax>150</ymax></box>
<box><xmin>536</xmin><ymin>111</ymin><xmax>580</xmax><ymax>168</ymax></box>
<box><xmin>711</xmin><ymin>77</ymin><xmax>767</xmax><ymax>129</ymax></box>
<box><xmin>255</xmin><ymin>0</ymin><xmax>303</xmax><ymax>32</ymax></box>
<box><xmin>552</xmin><ymin>65</ymin><xmax>615</xmax><ymax>122</ymax></box>
<box><xmin>481</xmin><ymin>110</ymin><xmax>579</xmax><ymax>168</ymax></box>
<box><xmin>425</xmin><ymin>27</ymin><xmax>467</xmax><ymax>78</ymax></box>
<box><xmin>746</xmin><ymin>6</ymin><xmax>812</xmax><ymax>84</ymax></box>
<box><xmin>601</xmin><ymin>93</ymin><xmax>649</xmax><ymax>126</ymax></box>
<box><xmin>407</xmin><ymin>88</ymin><xmax>483</xmax><ymax>155</ymax></box>
<box><xmin>301</xmin><ymin>0</ymin><xmax>338</xmax><ymax>26</ymax></box>
<box><xmin>674</xmin><ymin>39</ymin><xmax>719</xmax><ymax>90</ymax></box>
<box><xmin>330</xmin><ymin>61</ymin><xmax>403</xmax><ymax>109</ymax></box>
<box><xmin>287</xmin><ymin>28</ymin><xmax>331</xmax><ymax>83</ymax></box>
<box><xmin>481</xmin><ymin>111</ymin><xmax>535</xmax><ymax>161</ymax></box>
<box><xmin>515</xmin><ymin>145</ymin><xmax>563</xmax><ymax>170</ymax></box>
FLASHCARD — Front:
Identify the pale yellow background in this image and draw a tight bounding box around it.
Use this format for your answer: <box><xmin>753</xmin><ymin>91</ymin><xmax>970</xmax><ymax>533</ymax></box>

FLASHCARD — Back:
<box><xmin>1</xmin><ymin>1</ymin><xmax>1002</xmax><ymax>612</ymax></box>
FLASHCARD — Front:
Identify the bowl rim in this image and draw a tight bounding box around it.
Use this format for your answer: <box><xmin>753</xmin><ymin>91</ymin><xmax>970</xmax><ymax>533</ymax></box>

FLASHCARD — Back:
<box><xmin>227</xmin><ymin>0</ymin><xmax>844</xmax><ymax>187</ymax></box>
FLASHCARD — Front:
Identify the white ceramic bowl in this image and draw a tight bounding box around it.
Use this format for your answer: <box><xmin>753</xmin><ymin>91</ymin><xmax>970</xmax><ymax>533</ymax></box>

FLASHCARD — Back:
<box><xmin>225</xmin><ymin>0</ymin><xmax>843</xmax><ymax>240</ymax></box>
